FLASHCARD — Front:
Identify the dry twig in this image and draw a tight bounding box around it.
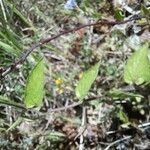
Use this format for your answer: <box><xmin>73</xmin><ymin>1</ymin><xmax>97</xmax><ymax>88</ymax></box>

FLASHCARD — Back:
<box><xmin>1</xmin><ymin>15</ymin><xmax>141</xmax><ymax>79</ymax></box>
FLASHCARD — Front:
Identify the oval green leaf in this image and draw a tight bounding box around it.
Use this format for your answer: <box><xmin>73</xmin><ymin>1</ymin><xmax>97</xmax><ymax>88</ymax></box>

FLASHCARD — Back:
<box><xmin>124</xmin><ymin>45</ymin><xmax>150</xmax><ymax>85</ymax></box>
<box><xmin>75</xmin><ymin>62</ymin><xmax>100</xmax><ymax>101</ymax></box>
<box><xmin>25</xmin><ymin>59</ymin><xmax>45</xmax><ymax>108</ymax></box>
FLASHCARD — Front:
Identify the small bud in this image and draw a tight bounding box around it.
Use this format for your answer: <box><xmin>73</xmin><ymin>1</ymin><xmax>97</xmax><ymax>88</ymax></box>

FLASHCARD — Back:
<box><xmin>55</xmin><ymin>78</ymin><xmax>64</xmax><ymax>86</ymax></box>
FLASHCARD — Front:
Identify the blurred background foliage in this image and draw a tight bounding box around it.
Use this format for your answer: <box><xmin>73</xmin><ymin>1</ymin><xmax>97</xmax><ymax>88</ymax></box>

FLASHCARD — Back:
<box><xmin>0</xmin><ymin>0</ymin><xmax>150</xmax><ymax>149</ymax></box>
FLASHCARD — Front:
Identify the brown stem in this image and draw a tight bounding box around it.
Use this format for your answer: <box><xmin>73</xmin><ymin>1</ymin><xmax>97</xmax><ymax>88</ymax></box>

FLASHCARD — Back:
<box><xmin>47</xmin><ymin>96</ymin><xmax>109</xmax><ymax>113</ymax></box>
<box><xmin>1</xmin><ymin>15</ymin><xmax>141</xmax><ymax>79</ymax></box>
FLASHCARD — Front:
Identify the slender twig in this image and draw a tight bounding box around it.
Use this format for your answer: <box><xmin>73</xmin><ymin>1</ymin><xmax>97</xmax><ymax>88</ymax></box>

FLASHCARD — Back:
<box><xmin>138</xmin><ymin>122</ymin><xmax>150</xmax><ymax>128</ymax></box>
<box><xmin>1</xmin><ymin>15</ymin><xmax>141</xmax><ymax>79</ymax></box>
<box><xmin>1</xmin><ymin>43</ymin><xmax>41</xmax><ymax>78</ymax></box>
<box><xmin>48</xmin><ymin>101</ymin><xmax>82</xmax><ymax>112</ymax></box>
<box><xmin>104</xmin><ymin>136</ymin><xmax>132</xmax><ymax>150</ymax></box>
<box><xmin>48</xmin><ymin>96</ymin><xmax>105</xmax><ymax>113</ymax></box>
<box><xmin>40</xmin><ymin>15</ymin><xmax>140</xmax><ymax>44</ymax></box>
<box><xmin>79</xmin><ymin>106</ymin><xmax>87</xmax><ymax>150</ymax></box>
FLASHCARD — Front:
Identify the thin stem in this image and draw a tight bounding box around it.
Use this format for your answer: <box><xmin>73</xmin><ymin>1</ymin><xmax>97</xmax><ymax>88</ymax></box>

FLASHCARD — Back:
<box><xmin>1</xmin><ymin>15</ymin><xmax>141</xmax><ymax>79</ymax></box>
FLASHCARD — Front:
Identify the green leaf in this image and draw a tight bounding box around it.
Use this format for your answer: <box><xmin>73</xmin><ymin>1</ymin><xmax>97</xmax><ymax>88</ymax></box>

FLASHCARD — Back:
<box><xmin>0</xmin><ymin>96</ymin><xmax>25</xmax><ymax>109</ymax></box>
<box><xmin>107</xmin><ymin>88</ymin><xmax>143</xmax><ymax>100</ymax></box>
<box><xmin>75</xmin><ymin>62</ymin><xmax>100</xmax><ymax>101</ymax></box>
<box><xmin>6</xmin><ymin>117</ymin><xmax>23</xmax><ymax>132</ymax></box>
<box><xmin>46</xmin><ymin>131</ymin><xmax>66</xmax><ymax>142</ymax></box>
<box><xmin>114</xmin><ymin>9</ymin><xmax>125</xmax><ymax>21</ymax></box>
<box><xmin>0</xmin><ymin>41</ymin><xmax>17</xmax><ymax>56</ymax></box>
<box><xmin>141</xmin><ymin>4</ymin><xmax>150</xmax><ymax>17</ymax></box>
<box><xmin>0</xmin><ymin>31</ymin><xmax>21</xmax><ymax>54</ymax></box>
<box><xmin>25</xmin><ymin>59</ymin><xmax>45</xmax><ymax>108</ymax></box>
<box><xmin>117</xmin><ymin>110</ymin><xmax>129</xmax><ymax>123</ymax></box>
<box><xmin>5</xmin><ymin>0</ymin><xmax>36</xmax><ymax>31</ymax></box>
<box><xmin>124</xmin><ymin>45</ymin><xmax>150</xmax><ymax>85</ymax></box>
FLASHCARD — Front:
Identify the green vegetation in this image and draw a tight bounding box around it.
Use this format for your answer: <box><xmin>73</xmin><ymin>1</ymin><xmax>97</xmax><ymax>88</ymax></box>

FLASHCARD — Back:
<box><xmin>0</xmin><ymin>0</ymin><xmax>150</xmax><ymax>149</ymax></box>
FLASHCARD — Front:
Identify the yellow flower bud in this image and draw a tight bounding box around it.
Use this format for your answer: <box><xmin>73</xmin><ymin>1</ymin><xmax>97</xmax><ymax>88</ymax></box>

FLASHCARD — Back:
<box><xmin>55</xmin><ymin>78</ymin><xmax>64</xmax><ymax>86</ymax></box>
